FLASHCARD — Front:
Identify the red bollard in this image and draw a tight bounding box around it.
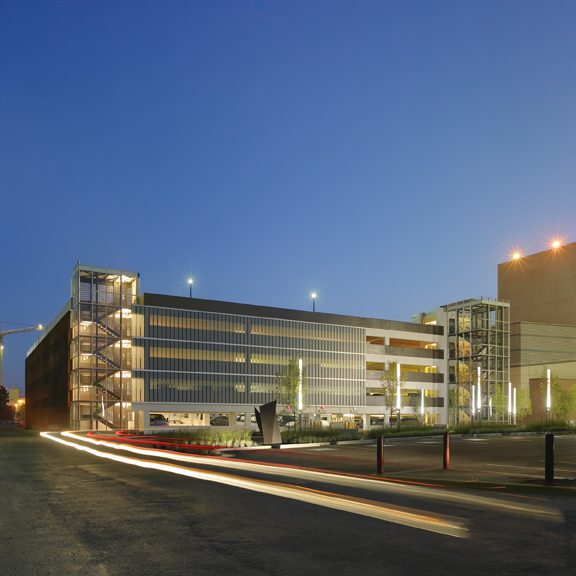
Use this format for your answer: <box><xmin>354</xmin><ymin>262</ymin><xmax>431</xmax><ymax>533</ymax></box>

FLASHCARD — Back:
<box><xmin>443</xmin><ymin>431</ymin><xmax>450</xmax><ymax>470</ymax></box>
<box><xmin>377</xmin><ymin>436</ymin><xmax>384</xmax><ymax>474</ymax></box>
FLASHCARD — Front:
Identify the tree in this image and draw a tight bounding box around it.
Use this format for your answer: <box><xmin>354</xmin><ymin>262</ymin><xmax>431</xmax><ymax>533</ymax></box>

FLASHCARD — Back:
<box><xmin>448</xmin><ymin>386</ymin><xmax>471</xmax><ymax>425</ymax></box>
<box><xmin>275</xmin><ymin>355</ymin><xmax>307</xmax><ymax>431</ymax></box>
<box><xmin>538</xmin><ymin>367</ymin><xmax>576</xmax><ymax>420</ymax></box>
<box><xmin>516</xmin><ymin>387</ymin><xmax>532</xmax><ymax>423</ymax></box>
<box><xmin>379</xmin><ymin>361</ymin><xmax>407</xmax><ymax>427</ymax></box>
<box><xmin>455</xmin><ymin>358</ymin><xmax>486</xmax><ymax>423</ymax></box>
<box><xmin>491</xmin><ymin>382</ymin><xmax>508</xmax><ymax>420</ymax></box>
<box><xmin>0</xmin><ymin>386</ymin><xmax>8</xmax><ymax>408</ymax></box>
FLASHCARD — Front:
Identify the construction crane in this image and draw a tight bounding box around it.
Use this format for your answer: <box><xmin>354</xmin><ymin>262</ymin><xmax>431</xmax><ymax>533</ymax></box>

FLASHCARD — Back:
<box><xmin>0</xmin><ymin>322</ymin><xmax>45</xmax><ymax>390</ymax></box>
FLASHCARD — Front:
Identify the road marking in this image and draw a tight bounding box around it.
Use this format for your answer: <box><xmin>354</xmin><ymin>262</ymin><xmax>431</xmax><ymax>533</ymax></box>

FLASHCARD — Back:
<box><xmin>308</xmin><ymin>448</ymin><xmax>337</xmax><ymax>451</ymax></box>
<box><xmin>41</xmin><ymin>432</ymin><xmax>467</xmax><ymax>538</ymax></box>
<box><xmin>463</xmin><ymin>438</ymin><xmax>488</xmax><ymax>441</ymax></box>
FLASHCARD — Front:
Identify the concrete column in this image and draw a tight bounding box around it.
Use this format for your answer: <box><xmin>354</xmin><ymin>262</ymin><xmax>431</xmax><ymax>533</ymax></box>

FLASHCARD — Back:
<box><xmin>135</xmin><ymin>410</ymin><xmax>150</xmax><ymax>430</ymax></box>
<box><xmin>362</xmin><ymin>414</ymin><xmax>370</xmax><ymax>430</ymax></box>
<box><xmin>244</xmin><ymin>411</ymin><xmax>251</xmax><ymax>427</ymax></box>
<box><xmin>384</xmin><ymin>411</ymin><xmax>390</xmax><ymax>426</ymax></box>
<box><xmin>228</xmin><ymin>413</ymin><xmax>237</xmax><ymax>426</ymax></box>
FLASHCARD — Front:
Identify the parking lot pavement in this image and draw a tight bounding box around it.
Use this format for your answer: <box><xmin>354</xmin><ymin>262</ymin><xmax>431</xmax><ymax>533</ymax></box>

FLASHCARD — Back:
<box><xmin>226</xmin><ymin>435</ymin><xmax>576</xmax><ymax>491</ymax></box>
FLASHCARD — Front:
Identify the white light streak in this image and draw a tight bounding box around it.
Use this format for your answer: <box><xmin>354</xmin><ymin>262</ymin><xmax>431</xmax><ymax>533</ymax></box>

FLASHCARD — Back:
<box><xmin>508</xmin><ymin>382</ymin><xmax>512</xmax><ymax>415</ymax></box>
<box><xmin>49</xmin><ymin>432</ymin><xmax>561</xmax><ymax>520</ymax></box>
<box><xmin>41</xmin><ymin>432</ymin><xmax>466</xmax><ymax>537</ymax></box>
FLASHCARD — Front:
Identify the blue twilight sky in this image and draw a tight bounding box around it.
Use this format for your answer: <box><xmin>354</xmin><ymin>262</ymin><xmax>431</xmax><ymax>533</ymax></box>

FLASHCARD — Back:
<box><xmin>1</xmin><ymin>1</ymin><xmax>575</xmax><ymax>394</ymax></box>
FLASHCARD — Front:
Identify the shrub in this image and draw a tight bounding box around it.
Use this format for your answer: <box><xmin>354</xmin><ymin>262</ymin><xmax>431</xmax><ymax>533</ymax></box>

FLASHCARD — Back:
<box><xmin>147</xmin><ymin>427</ymin><xmax>254</xmax><ymax>452</ymax></box>
<box><xmin>280</xmin><ymin>427</ymin><xmax>360</xmax><ymax>444</ymax></box>
<box><xmin>364</xmin><ymin>424</ymin><xmax>434</xmax><ymax>439</ymax></box>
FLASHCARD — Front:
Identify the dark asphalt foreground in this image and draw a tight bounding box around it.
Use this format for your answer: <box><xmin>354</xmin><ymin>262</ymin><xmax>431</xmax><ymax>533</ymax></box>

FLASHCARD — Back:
<box><xmin>2</xmin><ymin>432</ymin><xmax>576</xmax><ymax>576</ymax></box>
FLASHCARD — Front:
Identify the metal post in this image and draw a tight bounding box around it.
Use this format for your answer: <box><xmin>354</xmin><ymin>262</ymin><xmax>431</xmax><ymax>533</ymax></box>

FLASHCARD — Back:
<box><xmin>443</xmin><ymin>431</ymin><xmax>450</xmax><ymax>470</ymax></box>
<box><xmin>545</xmin><ymin>433</ymin><xmax>554</xmax><ymax>484</ymax></box>
<box><xmin>377</xmin><ymin>436</ymin><xmax>384</xmax><ymax>475</ymax></box>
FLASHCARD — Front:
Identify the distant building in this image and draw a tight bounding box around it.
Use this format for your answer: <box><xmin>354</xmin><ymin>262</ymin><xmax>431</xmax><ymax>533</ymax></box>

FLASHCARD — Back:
<box><xmin>498</xmin><ymin>241</ymin><xmax>576</xmax><ymax>421</ymax></box>
<box><xmin>8</xmin><ymin>388</ymin><xmax>20</xmax><ymax>403</ymax></box>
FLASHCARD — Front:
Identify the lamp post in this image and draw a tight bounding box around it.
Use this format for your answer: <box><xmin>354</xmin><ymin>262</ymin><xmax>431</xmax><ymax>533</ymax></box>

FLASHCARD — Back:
<box><xmin>513</xmin><ymin>387</ymin><xmax>517</xmax><ymax>426</ymax></box>
<box><xmin>547</xmin><ymin>368</ymin><xmax>551</xmax><ymax>423</ymax></box>
<box><xmin>396</xmin><ymin>363</ymin><xmax>401</xmax><ymax>429</ymax></box>
<box><xmin>311</xmin><ymin>293</ymin><xmax>317</xmax><ymax>313</ymax></box>
<box><xmin>298</xmin><ymin>358</ymin><xmax>303</xmax><ymax>430</ymax></box>
<box><xmin>188</xmin><ymin>278</ymin><xmax>193</xmax><ymax>298</ymax></box>
<box><xmin>421</xmin><ymin>388</ymin><xmax>425</xmax><ymax>424</ymax></box>
<box><xmin>477</xmin><ymin>367</ymin><xmax>481</xmax><ymax>420</ymax></box>
<box><xmin>507</xmin><ymin>382</ymin><xmax>511</xmax><ymax>424</ymax></box>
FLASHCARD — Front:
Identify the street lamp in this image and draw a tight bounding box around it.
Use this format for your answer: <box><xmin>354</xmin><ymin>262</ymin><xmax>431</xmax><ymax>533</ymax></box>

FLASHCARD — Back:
<box><xmin>311</xmin><ymin>293</ymin><xmax>317</xmax><ymax>313</ymax></box>
<box><xmin>508</xmin><ymin>382</ymin><xmax>512</xmax><ymax>424</ymax></box>
<box><xmin>188</xmin><ymin>278</ymin><xmax>193</xmax><ymax>298</ymax></box>
<box><xmin>477</xmin><ymin>367</ymin><xmax>481</xmax><ymax>417</ymax></box>
<box><xmin>513</xmin><ymin>387</ymin><xmax>517</xmax><ymax>426</ymax></box>
<box><xmin>396</xmin><ymin>363</ymin><xmax>401</xmax><ymax>428</ymax></box>
<box><xmin>546</xmin><ymin>368</ymin><xmax>551</xmax><ymax>422</ymax></box>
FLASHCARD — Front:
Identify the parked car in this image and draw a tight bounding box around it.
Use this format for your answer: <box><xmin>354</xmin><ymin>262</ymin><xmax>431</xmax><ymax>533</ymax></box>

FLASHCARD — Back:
<box><xmin>389</xmin><ymin>416</ymin><xmax>421</xmax><ymax>425</ymax></box>
<box><xmin>210</xmin><ymin>415</ymin><xmax>230</xmax><ymax>426</ymax></box>
<box><xmin>150</xmin><ymin>413</ymin><xmax>169</xmax><ymax>426</ymax></box>
<box><xmin>168</xmin><ymin>419</ymin><xmax>185</xmax><ymax>426</ymax></box>
<box><xmin>278</xmin><ymin>415</ymin><xmax>295</xmax><ymax>427</ymax></box>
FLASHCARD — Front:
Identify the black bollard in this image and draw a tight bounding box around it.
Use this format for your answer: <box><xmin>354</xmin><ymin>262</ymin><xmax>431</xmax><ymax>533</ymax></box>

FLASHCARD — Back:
<box><xmin>377</xmin><ymin>436</ymin><xmax>384</xmax><ymax>475</ymax></box>
<box><xmin>443</xmin><ymin>431</ymin><xmax>450</xmax><ymax>470</ymax></box>
<box><xmin>545</xmin><ymin>433</ymin><xmax>554</xmax><ymax>483</ymax></box>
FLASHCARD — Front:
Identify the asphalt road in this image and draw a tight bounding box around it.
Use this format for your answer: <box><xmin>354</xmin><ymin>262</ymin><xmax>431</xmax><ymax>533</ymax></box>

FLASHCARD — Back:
<box><xmin>2</xmin><ymin>431</ymin><xmax>576</xmax><ymax>576</ymax></box>
<box><xmin>231</xmin><ymin>434</ymin><xmax>576</xmax><ymax>483</ymax></box>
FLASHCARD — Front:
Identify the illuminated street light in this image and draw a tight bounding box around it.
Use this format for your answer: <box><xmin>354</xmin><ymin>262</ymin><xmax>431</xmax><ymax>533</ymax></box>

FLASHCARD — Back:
<box><xmin>421</xmin><ymin>389</ymin><xmax>424</xmax><ymax>422</ymax></box>
<box><xmin>546</xmin><ymin>368</ymin><xmax>551</xmax><ymax>421</ymax></box>
<box><xmin>311</xmin><ymin>293</ymin><xmax>317</xmax><ymax>313</ymax></box>
<box><xmin>298</xmin><ymin>358</ymin><xmax>303</xmax><ymax>411</ymax></box>
<box><xmin>188</xmin><ymin>278</ymin><xmax>193</xmax><ymax>298</ymax></box>
<box><xmin>513</xmin><ymin>387</ymin><xmax>517</xmax><ymax>425</ymax></box>
<box><xmin>508</xmin><ymin>382</ymin><xmax>512</xmax><ymax>424</ymax></box>
<box><xmin>396</xmin><ymin>363</ymin><xmax>401</xmax><ymax>427</ymax></box>
<box><xmin>477</xmin><ymin>367</ymin><xmax>481</xmax><ymax>415</ymax></box>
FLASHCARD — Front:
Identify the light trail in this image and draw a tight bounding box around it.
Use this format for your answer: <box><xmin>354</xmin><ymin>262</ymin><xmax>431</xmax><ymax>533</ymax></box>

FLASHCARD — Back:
<box><xmin>41</xmin><ymin>432</ymin><xmax>466</xmax><ymax>538</ymax></box>
<box><xmin>57</xmin><ymin>431</ymin><xmax>563</xmax><ymax>521</ymax></box>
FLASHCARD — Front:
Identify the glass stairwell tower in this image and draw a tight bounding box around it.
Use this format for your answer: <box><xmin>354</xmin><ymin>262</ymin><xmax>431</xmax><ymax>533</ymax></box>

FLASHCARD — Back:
<box><xmin>70</xmin><ymin>264</ymin><xmax>139</xmax><ymax>430</ymax></box>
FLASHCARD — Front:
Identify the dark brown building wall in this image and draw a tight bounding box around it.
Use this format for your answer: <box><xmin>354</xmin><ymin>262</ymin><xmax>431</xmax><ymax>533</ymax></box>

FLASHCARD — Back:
<box><xmin>498</xmin><ymin>241</ymin><xmax>576</xmax><ymax>325</ymax></box>
<box><xmin>25</xmin><ymin>312</ymin><xmax>71</xmax><ymax>430</ymax></box>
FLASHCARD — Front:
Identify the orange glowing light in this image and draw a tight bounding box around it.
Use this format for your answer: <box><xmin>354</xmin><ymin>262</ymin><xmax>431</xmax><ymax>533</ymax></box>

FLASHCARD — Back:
<box><xmin>513</xmin><ymin>253</ymin><xmax>520</xmax><ymax>260</ymax></box>
<box><xmin>552</xmin><ymin>241</ymin><xmax>560</xmax><ymax>249</ymax></box>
